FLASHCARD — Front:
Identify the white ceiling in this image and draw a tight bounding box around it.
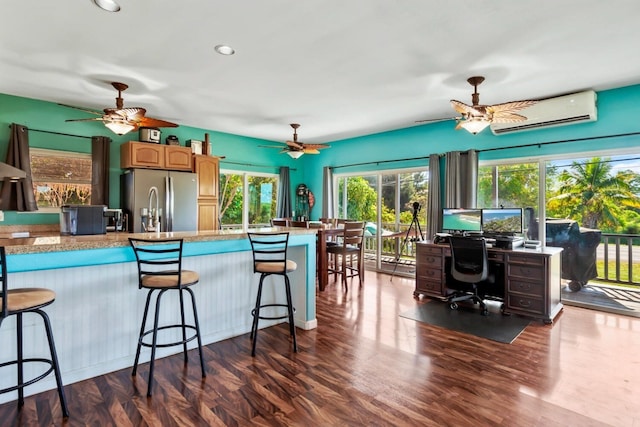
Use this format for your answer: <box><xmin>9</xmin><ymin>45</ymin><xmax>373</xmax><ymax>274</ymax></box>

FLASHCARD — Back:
<box><xmin>2</xmin><ymin>1</ymin><xmax>640</xmax><ymax>144</ymax></box>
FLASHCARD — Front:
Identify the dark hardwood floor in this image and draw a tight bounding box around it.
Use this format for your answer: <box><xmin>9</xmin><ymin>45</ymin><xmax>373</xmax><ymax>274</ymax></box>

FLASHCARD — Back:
<box><xmin>2</xmin><ymin>271</ymin><xmax>639</xmax><ymax>426</ymax></box>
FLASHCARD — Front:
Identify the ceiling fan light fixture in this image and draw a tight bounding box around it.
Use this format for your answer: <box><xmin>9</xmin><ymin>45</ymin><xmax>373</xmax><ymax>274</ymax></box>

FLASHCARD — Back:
<box><xmin>92</xmin><ymin>0</ymin><xmax>121</xmax><ymax>12</ymax></box>
<box><xmin>104</xmin><ymin>120</ymin><xmax>135</xmax><ymax>135</ymax></box>
<box><xmin>287</xmin><ymin>151</ymin><xmax>304</xmax><ymax>159</ymax></box>
<box><xmin>215</xmin><ymin>44</ymin><xmax>235</xmax><ymax>56</ymax></box>
<box><xmin>460</xmin><ymin>117</ymin><xmax>491</xmax><ymax>135</ymax></box>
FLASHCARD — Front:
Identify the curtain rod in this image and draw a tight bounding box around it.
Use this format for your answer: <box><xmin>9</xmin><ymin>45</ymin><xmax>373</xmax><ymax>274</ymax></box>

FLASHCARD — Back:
<box><xmin>332</xmin><ymin>131</ymin><xmax>640</xmax><ymax>169</ymax></box>
<box><xmin>478</xmin><ymin>131</ymin><xmax>640</xmax><ymax>153</ymax></box>
<box><xmin>221</xmin><ymin>159</ymin><xmax>297</xmax><ymax>171</ymax></box>
<box><xmin>332</xmin><ymin>155</ymin><xmax>431</xmax><ymax>170</ymax></box>
<box><xmin>7</xmin><ymin>126</ymin><xmax>93</xmax><ymax>140</ymax></box>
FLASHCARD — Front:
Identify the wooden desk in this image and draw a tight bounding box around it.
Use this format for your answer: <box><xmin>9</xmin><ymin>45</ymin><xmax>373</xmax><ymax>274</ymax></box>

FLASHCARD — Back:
<box><xmin>415</xmin><ymin>241</ymin><xmax>564</xmax><ymax>324</ymax></box>
<box><xmin>317</xmin><ymin>227</ymin><xmax>344</xmax><ymax>291</ymax></box>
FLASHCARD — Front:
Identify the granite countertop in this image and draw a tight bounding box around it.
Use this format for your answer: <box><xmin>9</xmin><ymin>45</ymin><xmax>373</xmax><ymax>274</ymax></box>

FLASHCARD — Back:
<box><xmin>0</xmin><ymin>227</ymin><xmax>315</xmax><ymax>255</ymax></box>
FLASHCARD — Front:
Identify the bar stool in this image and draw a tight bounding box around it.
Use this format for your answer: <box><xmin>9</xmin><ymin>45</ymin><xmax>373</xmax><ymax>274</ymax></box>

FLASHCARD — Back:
<box><xmin>0</xmin><ymin>247</ymin><xmax>69</xmax><ymax>418</ymax></box>
<box><xmin>128</xmin><ymin>238</ymin><xmax>206</xmax><ymax>396</ymax></box>
<box><xmin>247</xmin><ymin>232</ymin><xmax>298</xmax><ymax>357</ymax></box>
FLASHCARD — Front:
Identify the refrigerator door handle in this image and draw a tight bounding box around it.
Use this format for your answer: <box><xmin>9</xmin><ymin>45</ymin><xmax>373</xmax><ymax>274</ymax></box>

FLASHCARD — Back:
<box><xmin>166</xmin><ymin>176</ymin><xmax>174</xmax><ymax>232</ymax></box>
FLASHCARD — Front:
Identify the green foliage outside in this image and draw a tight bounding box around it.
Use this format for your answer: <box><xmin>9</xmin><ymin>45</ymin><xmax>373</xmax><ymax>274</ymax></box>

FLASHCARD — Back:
<box><xmin>219</xmin><ymin>174</ymin><xmax>278</xmax><ymax>226</ymax></box>
<box><xmin>338</xmin><ymin>172</ymin><xmax>428</xmax><ymax>229</ymax></box>
<box><xmin>479</xmin><ymin>157</ymin><xmax>640</xmax><ymax>235</ymax></box>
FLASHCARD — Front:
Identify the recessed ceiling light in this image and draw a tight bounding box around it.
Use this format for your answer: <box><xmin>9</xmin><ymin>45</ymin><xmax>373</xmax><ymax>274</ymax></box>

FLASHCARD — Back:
<box><xmin>93</xmin><ymin>0</ymin><xmax>121</xmax><ymax>12</ymax></box>
<box><xmin>215</xmin><ymin>45</ymin><xmax>235</xmax><ymax>56</ymax></box>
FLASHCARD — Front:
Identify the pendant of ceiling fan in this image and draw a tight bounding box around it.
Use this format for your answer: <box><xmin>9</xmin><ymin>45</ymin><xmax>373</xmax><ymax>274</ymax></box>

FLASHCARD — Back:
<box><xmin>258</xmin><ymin>123</ymin><xmax>330</xmax><ymax>158</ymax></box>
<box><xmin>415</xmin><ymin>76</ymin><xmax>537</xmax><ymax>134</ymax></box>
<box><xmin>62</xmin><ymin>81</ymin><xmax>179</xmax><ymax>135</ymax></box>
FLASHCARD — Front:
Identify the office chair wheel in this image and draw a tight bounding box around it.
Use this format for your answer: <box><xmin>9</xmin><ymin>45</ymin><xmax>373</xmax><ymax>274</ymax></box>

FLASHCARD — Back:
<box><xmin>449</xmin><ymin>302</ymin><xmax>458</xmax><ymax>310</ymax></box>
<box><xmin>481</xmin><ymin>308</ymin><xmax>489</xmax><ymax>316</ymax></box>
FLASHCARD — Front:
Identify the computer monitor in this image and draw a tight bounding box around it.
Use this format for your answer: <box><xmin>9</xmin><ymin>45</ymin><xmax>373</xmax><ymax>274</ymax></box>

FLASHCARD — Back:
<box><xmin>441</xmin><ymin>208</ymin><xmax>482</xmax><ymax>233</ymax></box>
<box><xmin>481</xmin><ymin>208</ymin><xmax>523</xmax><ymax>235</ymax></box>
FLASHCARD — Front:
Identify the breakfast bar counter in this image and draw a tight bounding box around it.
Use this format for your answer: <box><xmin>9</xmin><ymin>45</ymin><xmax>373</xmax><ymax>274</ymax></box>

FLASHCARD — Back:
<box><xmin>0</xmin><ymin>227</ymin><xmax>317</xmax><ymax>404</ymax></box>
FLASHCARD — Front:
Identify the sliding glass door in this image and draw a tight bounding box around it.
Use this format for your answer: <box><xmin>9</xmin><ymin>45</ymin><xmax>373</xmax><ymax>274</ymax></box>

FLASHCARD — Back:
<box><xmin>335</xmin><ymin>168</ymin><xmax>428</xmax><ymax>274</ymax></box>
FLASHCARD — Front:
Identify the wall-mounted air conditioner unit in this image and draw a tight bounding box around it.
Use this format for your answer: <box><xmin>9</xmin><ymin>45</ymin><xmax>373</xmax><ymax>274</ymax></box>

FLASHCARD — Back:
<box><xmin>490</xmin><ymin>90</ymin><xmax>597</xmax><ymax>135</ymax></box>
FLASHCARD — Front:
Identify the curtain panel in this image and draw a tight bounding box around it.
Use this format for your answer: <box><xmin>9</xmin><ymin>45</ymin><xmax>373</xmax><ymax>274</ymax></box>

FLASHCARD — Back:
<box><xmin>444</xmin><ymin>149</ymin><xmax>478</xmax><ymax>209</ymax></box>
<box><xmin>321</xmin><ymin>166</ymin><xmax>334</xmax><ymax>219</ymax></box>
<box><xmin>91</xmin><ymin>136</ymin><xmax>111</xmax><ymax>206</ymax></box>
<box><xmin>0</xmin><ymin>124</ymin><xmax>38</xmax><ymax>211</ymax></box>
<box><xmin>276</xmin><ymin>166</ymin><xmax>292</xmax><ymax>218</ymax></box>
<box><xmin>426</xmin><ymin>154</ymin><xmax>441</xmax><ymax>240</ymax></box>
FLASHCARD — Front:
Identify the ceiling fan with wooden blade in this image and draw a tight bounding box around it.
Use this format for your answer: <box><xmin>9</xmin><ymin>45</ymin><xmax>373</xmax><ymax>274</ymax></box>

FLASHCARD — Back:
<box><xmin>259</xmin><ymin>123</ymin><xmax>330</xmax><ymax>159</ymax></box>
<box><xmin>62</xmin><ymin>82</ymin><xmax>179</xmax><ymax>135</ymax></box>
<box><xmin>416</xmin><ymin>76</ymin><xmax>537</xmax><ymax>134</ymax></box>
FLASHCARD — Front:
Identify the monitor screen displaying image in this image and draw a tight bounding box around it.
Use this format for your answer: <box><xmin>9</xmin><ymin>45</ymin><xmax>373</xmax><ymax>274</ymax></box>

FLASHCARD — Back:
<box><xmin>481</xmin><ymin>208</ymin><xmax>523</xmax><ymax>234</ymax></box>
<box><xmin>441</xmin><ymin>208</ymin><xmax>482</xmax><ymax>232</ymax></box>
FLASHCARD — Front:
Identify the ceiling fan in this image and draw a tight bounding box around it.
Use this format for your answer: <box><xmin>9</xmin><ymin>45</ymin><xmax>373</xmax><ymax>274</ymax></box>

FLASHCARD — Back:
<box><xmin>259</xmin><ymin>124</ymin><xmax>330</xmax><ymax>159</ymax></box>
<box><xmin>62</xmin><ymin>82</ymin><xmax>179</xmax><ymax>136</ymax></box>
<box><xmin>416</xmin><ymin>76</ymin><xmax>538</xmax><ymax>134</ymax></box>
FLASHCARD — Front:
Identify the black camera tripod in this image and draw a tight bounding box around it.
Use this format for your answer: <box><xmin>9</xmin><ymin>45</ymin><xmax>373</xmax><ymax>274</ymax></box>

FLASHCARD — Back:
<box><xmin>391</xmin><ymin>202</ymin><xmax>423</xmax><ymax>280</ymax></box>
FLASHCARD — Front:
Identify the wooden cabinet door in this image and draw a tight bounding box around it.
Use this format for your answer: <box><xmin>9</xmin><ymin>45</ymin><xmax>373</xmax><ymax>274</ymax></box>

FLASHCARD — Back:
<box><xmin>193</xmin><ymin>156</ymin><xmax>219</xmax><ymax>199</ymax></box>
<box><xmin>164</xmin><ymin>146</ymin><xmax>193</xmax><ymax>171</ymax></box>
<box><xmin>120</xmin><ymin>141</ymin><xmax>164</xmax><ymax>169</ymax></box>
<box><xmin>197</xmin><ymin>201</ymin><xmax>219</xmax><ymax>231</ymax></box>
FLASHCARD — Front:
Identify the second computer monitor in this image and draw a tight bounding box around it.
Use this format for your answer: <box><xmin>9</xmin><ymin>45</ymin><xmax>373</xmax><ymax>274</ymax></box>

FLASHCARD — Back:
<box><xmin>481</xmin><ymin>208</ymin><xmax>523</xmax><ymax>235</ymax></box>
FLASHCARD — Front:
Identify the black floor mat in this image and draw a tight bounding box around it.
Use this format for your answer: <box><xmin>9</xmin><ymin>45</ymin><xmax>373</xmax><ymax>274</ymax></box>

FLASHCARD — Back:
<box><xmin>400</xmin><ymin>301</ymin><xmax>530</xmax><ymax>344</ymax></box>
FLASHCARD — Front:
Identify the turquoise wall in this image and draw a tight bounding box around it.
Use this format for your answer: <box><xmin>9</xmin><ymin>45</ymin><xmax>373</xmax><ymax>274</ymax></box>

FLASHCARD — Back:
<box><xmin>303</xmin><ymin>84</ymin><xmax>640</xmax><ymax>217</ymax></box>
<box><xmin>2</xmin><ymin>84</ymin><xmax>640</xmax><ymax>224</ymax></box>
<box><xmin>0</xmin><ymin>93</ymin><xmax>305</xmax><ymax>225</ymax></box>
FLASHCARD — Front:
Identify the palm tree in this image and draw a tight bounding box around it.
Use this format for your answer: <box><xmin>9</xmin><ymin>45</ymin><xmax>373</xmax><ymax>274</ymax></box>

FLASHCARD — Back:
<box><xmin>548</xmin><ymin>157</ymin><xmax>640</xmax><ymax>229</ymax></box>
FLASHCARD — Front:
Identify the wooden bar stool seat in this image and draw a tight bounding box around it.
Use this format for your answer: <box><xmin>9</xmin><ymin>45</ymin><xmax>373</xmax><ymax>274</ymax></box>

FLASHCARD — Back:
<box><xmin>0</xmin><ymin>247</ymin><xmax>69</xmax><ymax>418</ymax></box>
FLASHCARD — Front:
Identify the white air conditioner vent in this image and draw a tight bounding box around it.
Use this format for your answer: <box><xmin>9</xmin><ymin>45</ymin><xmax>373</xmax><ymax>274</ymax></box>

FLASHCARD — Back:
<box><xmin>490</xmin><ymin>90</ymin><xmax>597</xmax><ymax>135</ymax></box>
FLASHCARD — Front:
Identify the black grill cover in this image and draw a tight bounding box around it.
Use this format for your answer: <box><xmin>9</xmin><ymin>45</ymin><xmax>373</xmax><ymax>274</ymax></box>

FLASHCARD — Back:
<box><xmin>545</xmin><ymin>219</ymin><xmax>601</xmax><ymax>283</ymax></box>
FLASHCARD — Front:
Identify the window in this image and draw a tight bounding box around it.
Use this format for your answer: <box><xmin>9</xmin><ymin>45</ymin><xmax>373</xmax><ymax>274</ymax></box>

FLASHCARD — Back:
<box><xmin>219</xmin><ymin>170</ymin><xmax>278</xmax><ymax>229</ymax></box>
<box><xmin>29</xmin><ymin>148</ymin><xmax>92</xmax><ymax>211</ymax></box>
<box><xmin>335</xmin><ymin>167</ymin><xmax>428</xmax><ymax>274</ymax></box>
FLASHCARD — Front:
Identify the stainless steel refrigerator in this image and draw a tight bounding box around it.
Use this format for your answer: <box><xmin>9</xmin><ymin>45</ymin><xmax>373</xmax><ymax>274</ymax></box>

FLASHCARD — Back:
<box><xmin>121</xmin><ymin>169</ymin><xmax>198</xmax><ymax>233</ymax></box>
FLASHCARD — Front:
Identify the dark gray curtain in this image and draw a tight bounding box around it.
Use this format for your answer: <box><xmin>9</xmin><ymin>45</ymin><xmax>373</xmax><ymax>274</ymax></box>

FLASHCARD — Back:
<box><xmin>0</xmin><ymin>124</ymin><xmax>37</xmax><ymax>211</ymax></box>
<box><xmin>445</xmin><ymin>149</ymin><xmax>478</xmax><ymax>208</ymax></box>
<box><xmin>321</xmin><ymin>166</ymin><xmax>334</xmax><ymax>218</ymax></box>
<box><xmin>91</xmin><ymin>136</ymin><xmax>111</xmax><ymax>206</ymax></box>
<box><xmin>276</xmin><ymin>166</ymin><xmax>291</xmax><ymax>218</ymax></box>
<box><xmin>426</xmin><ymin>154</ymin><xmax>441</xmax><ymax>240</ymax></box>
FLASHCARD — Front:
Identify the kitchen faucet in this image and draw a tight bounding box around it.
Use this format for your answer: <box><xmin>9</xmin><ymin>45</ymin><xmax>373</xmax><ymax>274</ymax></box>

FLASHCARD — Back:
<box><xmin>147</xmin><ymin>186</ymin><xmax>160</xmax><ymax>232</ymax></box>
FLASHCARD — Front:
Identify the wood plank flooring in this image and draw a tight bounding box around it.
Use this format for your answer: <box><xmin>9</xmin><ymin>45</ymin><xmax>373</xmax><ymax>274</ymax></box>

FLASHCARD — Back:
<box><xmin>1</xmin><ymin>271</ymin><xmax>639</xmax><ymax>426</ymax></box>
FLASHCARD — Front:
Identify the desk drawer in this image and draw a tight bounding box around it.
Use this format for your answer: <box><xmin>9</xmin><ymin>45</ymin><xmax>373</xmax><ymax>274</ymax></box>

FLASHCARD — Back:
<box><xmin>507</xmin><ymin>279</ymin><xmax>545</xmax><ymax>297</ymax></box>
<box><xmin>507</xmin><ymin>253</ymin><xmax>545</xmax><ymax>266</ymax></box>
<box><xmin>416</xmin><ymin>267</ymin><xmax>442</xmax><ymax>281</ymax></box>
<box><xmin>417</xmin><ymin>254</ymin><xmax>442</xmax><ymax>269</ymax></box>
<box><xmin>507</xmin><ymin>263</ymin><xmax>545</xmax><ymax>281</ymax></box>
<box><xmin>416</xmin><ymin>279</ymin><xmax>443</xmax><ymax>294</ymax></box>
<box><xmin>418</xmin><ymin>245</ymin><xmax>444</xmax><ymax>256</ymax></box>
<box><xmin>488</xmin><ymin>251</ymin><xmax>504</xmax><ymax>263</ymax></box>
<box><xmin>507</xmin><ymin>294</ymin><xmax>545</xmax><ymax>315</ymax></box>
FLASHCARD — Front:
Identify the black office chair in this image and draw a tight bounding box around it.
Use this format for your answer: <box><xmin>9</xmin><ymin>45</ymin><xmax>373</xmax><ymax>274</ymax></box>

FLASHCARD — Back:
<box><xmin>447</xmin><ymin>236</ymin><xmax>489</xmax><ymax>316</ymax></box>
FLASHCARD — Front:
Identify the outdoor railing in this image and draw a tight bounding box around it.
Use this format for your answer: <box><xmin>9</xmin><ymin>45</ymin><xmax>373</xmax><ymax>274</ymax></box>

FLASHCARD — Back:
<box><xmin>598</xmin><ymin>233</ymin><xmax>640</xmax><ymax>287</ymax></box>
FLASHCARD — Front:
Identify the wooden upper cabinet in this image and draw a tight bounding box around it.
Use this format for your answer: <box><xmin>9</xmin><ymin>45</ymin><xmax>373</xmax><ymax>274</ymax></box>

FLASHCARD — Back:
<box><xmin>120</xmin><ymin>141</ymin><xmax>164</xmax><ymax>169</ymax></box>
<box><xmin>193</xmin><ymin>155</ymin><xmax>219</xmax><ymax>199</ymax></box>
<box><xmin>164</xmin><ymin>145</ymin><xmax>192</xmax><ymax>170</ymax></box>
<box><xmin>120</xmin><ymin>141</ymin><xmax>192</xmax><ymax>171</ymax></box>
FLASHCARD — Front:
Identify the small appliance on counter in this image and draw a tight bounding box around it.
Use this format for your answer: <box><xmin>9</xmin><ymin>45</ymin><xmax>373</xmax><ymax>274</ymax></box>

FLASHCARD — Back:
<box><xmin>104</xmin><ymin>208</ymin><xmax>126</xmax><ymax>232</ymax></box>
<box><xmin>60</xmin><ymin>205</ymin><xmax>107</xmax><ymax>235</ymax></box>
<box><xmin>139</xmin><ymin>127</ymin><xmax>161</xmax><ymax>143</ymax></box>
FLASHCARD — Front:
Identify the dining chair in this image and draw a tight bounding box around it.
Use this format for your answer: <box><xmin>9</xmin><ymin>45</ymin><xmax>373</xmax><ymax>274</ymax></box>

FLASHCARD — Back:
<box><xmin>326</xmin><ymin>221</ymin><xmax>366</xmax><ymax>291</ymax></box>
